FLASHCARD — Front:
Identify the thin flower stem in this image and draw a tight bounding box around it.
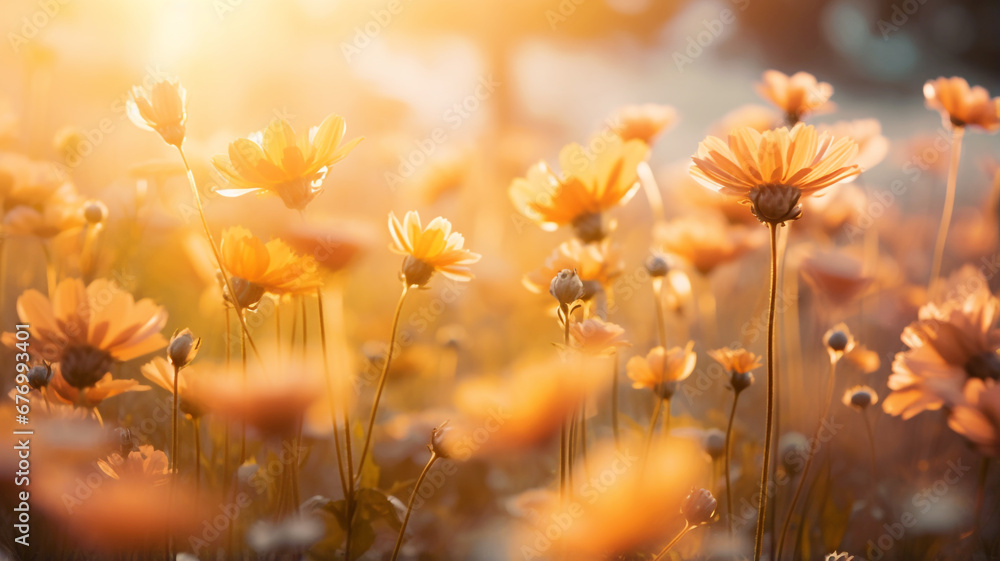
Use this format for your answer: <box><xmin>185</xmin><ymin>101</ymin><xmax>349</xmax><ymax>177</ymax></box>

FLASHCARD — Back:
<box><xmin>653</xmin><ymin>277</ymin><xmax>667</xmax><ymax>348</ymax></box>
<box><xmin>169</xmin><ymin>363</ymin><xmax>180</xmax><ymax>561</ymax></box>
<box><xmin>240</xmin><ymin>328</ymin><xmax>247</xmax><ymax>465</ymax></box>
<box><xmin>224</xmin><ymin>307</ymin><xmax>234</xmax><ymax>559</ymax></box>
<box><xmin>662</xmin><ymin>398</ymin><xmax>671</xmax><ymax>441</ymax></box>
<box><xmin>641</xmin><ymin>397</ymin><xmax>664</xmax><ymax>480</ymax></box>
<box><xmin>862</xmin><ymin>410</ymin><xmax>877</xmax><ymax>482</ymax></box>
<box><xmin>317</xmin><ymin>289</ymin><xmax>349</xmax><ymax>500</ymax></box>
<box><xmin>579</xmin><ymin>402</ymin><xmax>590</xmax><ymax>480</ymax></box>
<box><xmin>564</xmin><ymin>307</ymin><xmax>576</xmax><ymax>498</ymax></box>
<box><xmin>776</xmin><ymin>357</ymin><xmax>838</xmax><ymax>560</ymax></box>
<box><xmin>355</xmin><ymin>285</ymin><xmax>410</xmax><ymax>483</ymax></box>
<box><xmin>651</xmin><ymin>522</ymin><xmax>692</xmax><ymax>561</ymax></box>
<box><xmin>928</xmin><ymin>126</ymin><xmax>965</xmax><ymax>289</ymax></box>
<box><xmin>725</xmin><ymin>391</ymin><xmax>741</xmax><ymax>537</ymax></box>
<box><xmin>753</xmin><ymin>222</ymin><xmax>779</xmax><ymax>561</ymax></box>
<box><xmin>193</xmin><ymin>418</ymin><xmax>201</xmax><ymax>501</ymax></box>
<box><xmin>390</xmin><ymin>452</ymin><xmax>439</xmax><ymax>561</ymax></box>
<box><xmin>275</xmin><ymin>303</ymin><xmax>281</xmax><ymax>362</ymax></box>
<box><xmin>974</xmin><ymin>457</ymin><xmax>990</xmax><ymax>539</ymax></box>
<box><xmin>611</xmin><ymin>352</ymin><xmax>621</xmax><ymax>452</ymax></box>
<box><xmin>176</xmin><ymin>147</ymin><xmax>262</xmax><ymax>362</ymax></box>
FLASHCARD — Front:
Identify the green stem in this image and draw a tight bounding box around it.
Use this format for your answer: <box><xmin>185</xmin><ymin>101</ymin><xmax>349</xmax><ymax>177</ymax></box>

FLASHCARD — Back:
<box><xmin>753</xmin><ymin>223</ymin><xmax>779</xmax><ymax>561</ymax></box>
<box><xmin>928</xmin><ymin>126</ymin><xmax>965</xmax><ymax>289</ymax></box>
<box><xmin>390</xmin><ymin>452</ymin><xmax>438</xmax><ymax>561</ymax></box>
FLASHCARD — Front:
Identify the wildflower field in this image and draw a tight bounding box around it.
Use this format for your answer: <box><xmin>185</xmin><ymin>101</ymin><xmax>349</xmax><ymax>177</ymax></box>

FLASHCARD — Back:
<box><xmin>1</xmin><ymin>1</ymin><xmax>999</xmax><ymax>560</ymax></box>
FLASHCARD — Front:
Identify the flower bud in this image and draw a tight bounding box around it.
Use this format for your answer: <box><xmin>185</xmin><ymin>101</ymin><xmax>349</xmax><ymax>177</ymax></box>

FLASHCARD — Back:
<box><xmin>730</xmin><ymin>370</ymin><xmax>754</xmax><ymax>393</ymax></box>
<box><xmin>843</xmin><ymin>385</ymin><xmax>879</xmax><ymax>411</ymax></box>
<box><xmin>826</xmin><ymin>330</ymin><xmax>849</xmax><ymax>352</ymax></box>
<box><xmin>645</xmin><ymin>254</ymin><xmax>669</xmax><ymax>277</ymax></box>
<box><xmin>226</xmin><ymin>276</ymin><xmax>266</xmax><ymax>309</ymax></box>
<box><xmin>428</xmin><ymin>422</ymin><xmax>452</xmax><ymax>459</ymax></box>
<box><xmin>84</xmin><ymin>200</ymin><xmax>108</xmax><ymax>224</ymax></box>
<box><xmin>168</xmin><ymin>328</ymin><xmax>201</xmax><ymax>368</ymax></box>
<box><xmin>681</xmin><ymin>488</ymin><xmax>717</xmax><ymax>526</ymax></box>
<box><xmin>550</xmin><ymin>269</ymin><xmax>584</xmax><ymax>307</ymax></box>
<box><xmin>703</xmin><ymin>428</ymin><xmax>725</xmax><ymax>460</ymax></box>
<box><xmin>27</xmin><ymin>363</ymin><xmax>53</xmax><ymax>390</ymax></box>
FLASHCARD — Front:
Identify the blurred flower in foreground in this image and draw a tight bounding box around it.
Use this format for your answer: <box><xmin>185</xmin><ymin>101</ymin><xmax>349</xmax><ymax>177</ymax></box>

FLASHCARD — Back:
<box><xmin>5</xmin><ymin>278</ymin><xmax>168</xmax><ymax>389</ymax></box>
<box><xmin>127</xmin><ymin>79</ymin><xmax>187</xmax><ymax>147</ymax></box>
<box><xmin>800</xmin><ymin>249</ymin><xmax>873</xmax><ymax>311</ymax></box>
<box><xmin>817</xmin><ymin>119</ymin><xmax>890</xmax><ymax>171</ymax></box>
<box><xmin>627</xmin><ymin>342</ymin><xmax>697</xmax><ymax>400</ymax></box>
<box><xmin>219</xmin><ymin>226</ymin><xmax>323</xmax><ymax>308</ymax></box>
<box><xmin>884</xmin><ymin>266</ymin><xmax>1000</xmax><ymax>419</ymax></box>
<box><xmin>689</xmin><ymin>123</ymin><xmax>861</xmax><ymax>225</ymax></box>
<box><xmin>756</xmin><ymin>70</ymin><xmax>834</xmax><ymax>125</ymax></box>
<box><xmin>281</xmin><ymin>217</ymin><xmax>376</xmax><ymax>275</ymax></box>
<box><xmin>388</xmin><ymin>210</ymin><xmax>481</xmax><ymax>287</ymax></box>
<box><xmin>709</xmin><ymin>104</ymin><xmax>779</xmax><ymax>137</ymax></box>
<box><xmin>923</xmin><ymin>77</ymin><xmax>1000</xmax><ymax>132</ymax></box>
<box><xmin>213</xmin><ymin>114</ymin><xmax>362</xmax><ymax>210</ymax></box>
<box><xmin>0</xmin><ymin>153</ymin><xmax>86</xmax><ymax>239</ymax></box>
<box><xmin>513</xmin><ymin>440</ymin><xmax>703</xmax><ymax>558</ymax></box>
<box><xmin>509</xmin><ymin>136</ymin><xmax>648</xmax><ymax>241</ymax></box>
<box><xmin>949</xmin><ymin>379</ymin><xmax>1000</xmax><ymax>456</ymax></box>
<box><xmin>607</xmin><ymin>103</ymin><xmax>677</xmax><ymax>146</ymax></box>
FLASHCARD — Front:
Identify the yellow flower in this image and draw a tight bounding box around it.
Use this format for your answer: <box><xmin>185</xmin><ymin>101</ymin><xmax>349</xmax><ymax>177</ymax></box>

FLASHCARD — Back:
<box><xmin>388</xmin><ymin>211</ymin><xmax>481</xmax><ymax>287</ymax></box>
<box><xmin>212</xmin><ymin>114</ymin><xmax>362</xmax><ymax>210</ymax></box>
<box><xmin>5</xmin><ymin>278</ymin><xmax>168</xmax><ymax>389</ymax></box>
<box><xmin>522</xmin><ymin>238</ymin><xmax>623</xmax><ymax>294</ymax></box>
<box><xmin>708</xmin><ymin>347</ymin><xmax>763</xmax><ymax>374</ymax></box>
<box><xmin>607</xmin><ymin>103</ymin><xmax>676</xmax><ymax>146</ymax></box>
<box><xmin>1</xmin><ymin>153</ymin><xmax>85</xmax><ymax>239</ymax></box>
<box><xmin>627</xmin><ymin>342</ymin><xmax>697</xmax><ymax>399</ymax></box>
<box><xmin>923</xmin><ymin>77</ymin><xmax>1000</xmax><ymax>132</ymax></box>
<box><xmin>48</xmin><ymin>368</ymin><xmax>150</xmax><ymax>408</ymax></box>
<box><xmin>219</xmin><ymin>226</ymin><xmax>324</xmax><ymax>308</ymax></box>
<box><xmin>126</xmin><ymin>79</ymin><xmax>187</xmax><ymax>147</ymax></box>
<box><xmin>509</xmin><ymin>136</ymin><xmax>648</xmax><ymax>241</ymax></box>
<box><xmin>756</xmin><ymin>70</ymin><xmax>834</xmax><ymax>124</ymax></box>
<box><xmin>689</xmin><ymin>123</ymin><xmax>861</xmax><ymax>225</ymax></box>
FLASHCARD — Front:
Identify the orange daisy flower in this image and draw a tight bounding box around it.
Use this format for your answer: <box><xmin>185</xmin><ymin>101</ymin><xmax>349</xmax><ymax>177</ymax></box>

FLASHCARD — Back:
<box><xmin>689</xmin><ymin>123</ymin><xmax>861</xmax><ymax>225</ymax></box>
<box><xmin>569</xmin><ymin>317</ymin><xmax>630</xmax><ymax>355</ymax></box>
<box><xmin>654</xmin><ymin>212</ymin><xmax>763</xmax><ymax>275</ymax></box>
<box><xmin>949</xmin><ymin>379</ymin><xmax>1000</xmax><ymax>457</ymax></box>
<box><xmin>48</xmin><ymin>368</ymin><xmax>150</xmax><ymax>409</ymax></box>
<box><xmin>627</xmin><ymin>342</ymin><xmax>697</xmax><ymax>400</ymax></box>
<box><xmin>219</xmin><ymin>226</ymin><xmax>324</xmax><ymax>308</ymax></box>
<box><xmin>923</xmin><ymin>77</ymin><xmax>1000</xmax><ymax>132</ymax></box>
<box><xmin>126</xmin><ymin>79</ymin><xmax>187</xmax><ymax>147</ymax></box>
<box><xmin>212</xmin><ymin>114</ymin><xmax>362</xmax><ymax>210</ymax></box>
<box><xmin>509</xmin><ymin>136</ymin><xmax>648</xmax><ymax>241</ymax></box>
<box><xmin>522</xmin><ymin>238</ymin><xmax>624</xmax><ymax>294</ymax></box>
<box><xmin>388</xmin><ymin>211</ymin><xmax>481</xmax><ymax>287</ymax></box>
<box><xmin>883</xmin><ymin>266</ymin><xmax>1000</xmax><ymax>419</ymax></box>
<box><xmin>756</xmin><ymin>70</ymin><xmax>834</xmax><ymax>124</ymax></box>
<box><xmin>607</xmin><ymin>103</ymin><xmax>677</xmax><ymax>146</ymax></box>
<box><xmin>140</xmin><ymin>357</ymin><xmax>208</xmax><ymax>419</ymax></box>
<box><xmin>708</xmin><ymin>347</ymin><xmax>763</xmax><ymax>375</ymax></box>
<box><xmin>97</xmin><ymin>445</ymin><xmax>170</xmax><ymax>484</ymax></box>
<box><xmin>5</xmin><ymin>278</ymin><xmax>167</xmax><ymax>389</ymax></box>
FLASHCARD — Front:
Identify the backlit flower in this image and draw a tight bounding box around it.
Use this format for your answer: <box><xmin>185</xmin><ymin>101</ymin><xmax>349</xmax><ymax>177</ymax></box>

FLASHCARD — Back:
<box><xmin>709</xmin><ymin>346</ymin><xmax>762</xmax><ymax>393</ymax></box>
<box><xmin>627</xmin><ymin>342</ymin><xmax>697</xmax><ymax>400</ymax></box>
<box><xmin>818</xmin><ymin>119</ymin><xmax>890</xmax><ymax>171</ymax></box>
<box><xmin>140</xmin><ymin>357</ymin><xmax>207</xmax><ymax>419</ymax></box>
<box><xmin>280</xmin><ymin>218</ymin><xmax>375</xmax><ymax>275</ymax></box>
<box><xmin>884</xmin><ymin>266</ymin><xmax>1000</xmax><ymax>419</ymax></box>
<box><xmin>212</xmin><ymin>113</ymin><xmax>362</xmax><ymax>210</ymax></box>
<box><xmin>710</xmin><ymin>104</ymin><xmax>779</xmax><ymax>137</ymax></box>
<box><xmin>949</xmin><ymin>379</ymin><xmax>1000</xmax><ymax>456</ymax></box>
<box><xmin>654</xmin><ymin>212</ymin><xmax>763</xmax><ymax>275</ymax></box>
<box><xmin>97</xmin><ymin>445</ymin><xmax>170</xmax><ymax>484</ymax></box>
<box><xmin>126</xmin><ymin>79</ymin><xmax>187</xmax><ymax>147</ymax></box>
<box><xmin>523</xmin><ymin>238</ymin><xmax>624</xmax><ymax>294</ymax></box>
<box><xmin>1</xmin><ymin>153</ymin><xmax>85</xmax><ymax>238</ymax></box>
<box><xmin>923</xmin><ymin>77</ymin><xmax>1000</xmax><ymax>132</ymax></box>
<box><xmin>800</xmin><ymin>249</ymin><xmax>873</xmax><ymax>310</ymax></box>
<box><xmin>822</xmin><ymin>323</ymin><xmax>880</xmax><ymax>372</ymax></box>
<box><xmin>48</xmin><ymin>369</ymin><xmax>150</xmax><ymax>408</ymax></box>
<box><xmin>388</xmin><ymin>211</ymin><xmax>480</xmax><ymax>287</ymax></box>
<box><xmin>843</xmin><ymin>385</ymin><xmax>878</xmax><ymax>410</ymax></box>
<box><xmin>607</xmin><ymin>103</ymin><xmax>677</xmax><ymax>146</ymax></box>
<box><xmin>689</xmin><ymin>123</ymin><xmax>861</xmax><ymax>224</ymax></box>
<box><xmin>570</xmin><ymin>317</ymin><xmax>630</xmax><ymax>355</ymax></box>
<box><xmin>5</xmin><ymin>278</ymin><xmax>168</xmax><ymax>389</ymax></box>
<box><xmin>509</xmin><ymin>136</ymin><xmax>648</xmax><ymax>241</ymax></box>
<box><xmin>219</xmin><ymin>226</ymin><xmax>324</xmax><ymax>308</ymax></box>
<box><xmin>756</xmin><ymin>70</ymin><xmax>834</xmax><ymax>124</ymax></box>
